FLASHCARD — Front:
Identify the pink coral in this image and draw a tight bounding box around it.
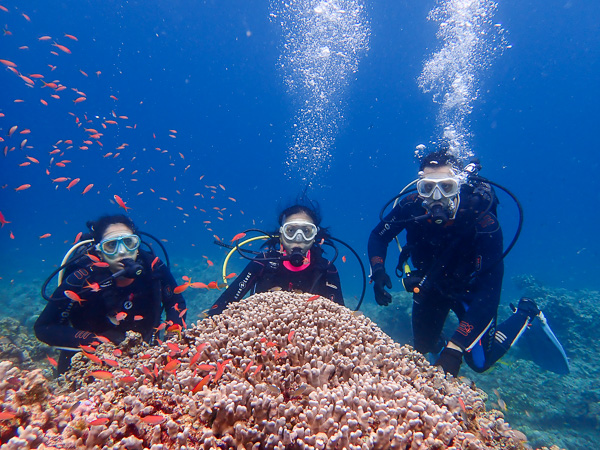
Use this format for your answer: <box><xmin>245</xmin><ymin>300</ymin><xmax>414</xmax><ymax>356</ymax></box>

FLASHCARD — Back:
<box><xmin>0</xmin><ymin>292</ymin><xmax>547</xmax><ymax>449</ymax></box>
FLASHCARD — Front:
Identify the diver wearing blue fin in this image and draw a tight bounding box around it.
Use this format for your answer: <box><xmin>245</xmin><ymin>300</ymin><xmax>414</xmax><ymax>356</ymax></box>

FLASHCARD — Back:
<box><xmin>514</xmin><ymin>298</ymin><xmax>570</xmax><ymax>375</ymax></box>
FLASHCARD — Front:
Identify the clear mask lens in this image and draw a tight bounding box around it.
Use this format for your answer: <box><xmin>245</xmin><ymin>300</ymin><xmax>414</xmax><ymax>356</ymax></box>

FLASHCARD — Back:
<box><xmin>416</xmin><ymin>178</ymin><xmax>459</xmax><ymax>198</ymax></box>
<box><xmin>280</xmin><ymin>221</ymin><xmax>318</xmax><ymax>242</ymax></box>
<box><xmin>98</xmin><ymin>234</ymin><xmax>140</xmax><ymax>256</ymax></box>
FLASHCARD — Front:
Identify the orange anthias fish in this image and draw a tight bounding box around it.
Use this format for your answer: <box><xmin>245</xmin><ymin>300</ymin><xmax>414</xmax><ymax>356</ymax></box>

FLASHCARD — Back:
<box><xmin>151</xmin><ymin>256</ymin><xmax>159</xmax><ymax>271</ymax></box>
<box><xmin>88</xmin><ymin>417</ymin><xmax>109</xmax><ymax>426</ymax></box>
<box><xmin>89</xmin><ymin>370</ymin><xmax>114</xmax><ymax>380</ymax></box>
<box><xmin>64</xmin><ymin>290</ymin><xmax>85</xmax><ymax>305</ymax></box>
<box><xmin>230</xmin><ymin>232</ymin><xmax>246</xmax><ymax>242</ymax></box>
<box><xmin>84</xmin><ymin>280</ymin><xmax>100</xmax><ymax>292</ymax></box>
<box><xmin>47</xmin><ymin>356</ymin><xmax>58</xmax><ymax>367</ymax></box>
<box><xmin>113</xmin><ymin>194</ymin><xmax>131</xmax><ymax>212</ymax></box>
<box><xmin>173</xmin><ymin>283</ymin><xmax>189</xmax><ymax>294</ymax></box>
<box><xmin>191</xmin><ymin>373</ymin><xmax>212</xmax><ymax>394</ymax></box>
<box><xmin>115</xmin><ymin>312</ymin><xmax>127</xmax><ymax>321</ymax></box>
<box><xmin>82</xmin><ymin>183</ymin><xmax>93</xmax><ymax>195</ymax></box>
<box><xmin>163</xmin><ymin>359</ymin><xmax>180</xmax><ymax>373</ymax></box>
<box><xmin>66</xmin><ymin>178</ymin><xmax>80</xmax><ymax>190</ymax></box>
<box><xmin>140</xmin><ymin>415</ymin><xmax>166</xmax><ymax>425</ymax></box>
<box><xmin>0</xmin><ymin>211</ymin><xmax>10</xmax><ymax>227</ymax></box>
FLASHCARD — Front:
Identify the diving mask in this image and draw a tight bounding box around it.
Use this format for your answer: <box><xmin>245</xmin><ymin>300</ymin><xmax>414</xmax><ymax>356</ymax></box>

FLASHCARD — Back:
<box><xmin>416</xmin><ymin>177</ymin><xmax>460</xmax><ymax>200</ymax></box>
<box><xmin>96</xmin><ymin>234</ymin><xmax>140</xmax><ymax>256</ymax></box>
<box><xmin>280</xmin><ymin>221</ymin><xmax>318</xmax><ymax>243</ymax></box>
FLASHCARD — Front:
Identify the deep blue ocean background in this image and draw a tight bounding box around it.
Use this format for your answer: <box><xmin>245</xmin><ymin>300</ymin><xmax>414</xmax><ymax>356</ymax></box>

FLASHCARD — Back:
<box><xmin>1</xmin><ymin>1</ymin><xmax>599</xmax><ymax>448</ymax></box>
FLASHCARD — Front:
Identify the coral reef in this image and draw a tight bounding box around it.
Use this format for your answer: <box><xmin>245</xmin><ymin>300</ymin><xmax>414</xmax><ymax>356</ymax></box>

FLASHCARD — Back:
<box><xmin>0</xmin><ymin>292</ymin><xmax>531</xmax><ymax>449</ymax></box>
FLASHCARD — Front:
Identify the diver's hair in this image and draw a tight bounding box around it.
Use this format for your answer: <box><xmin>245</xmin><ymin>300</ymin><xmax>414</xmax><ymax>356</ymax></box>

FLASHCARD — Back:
<box><xmin>87</xmin><ymin>214</ymin><xmax>137</xmax><ymax>243</ymax></box>
<box><xmin>419</xmin><ymin>146</ymin><xmax>463</xmax><ymax>172</ymax></box>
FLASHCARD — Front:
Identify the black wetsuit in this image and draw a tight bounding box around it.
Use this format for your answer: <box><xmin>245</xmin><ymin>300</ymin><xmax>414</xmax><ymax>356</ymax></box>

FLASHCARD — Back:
<box><xmin>368</xmin><ymin>184</ymin><xmax>525</xmax><ymax>372</ymax></box>
<box><xmin>208</xmin><ymin>246</ymin><xmax>344</xmax><ymax>315</ymax></box>
<box><xmin>35</xmin><ymin>250</ymin><xmax>185</xmax><ymax>370</ymax></box>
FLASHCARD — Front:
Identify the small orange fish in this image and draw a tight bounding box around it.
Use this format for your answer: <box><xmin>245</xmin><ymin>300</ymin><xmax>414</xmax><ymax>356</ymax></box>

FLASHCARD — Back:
<box><xmin>230</xmin><ymin>232</ymin><xmax>246</xmax><ymax>242</ymax></box>
<box><xmin>113</xmin><ymin>349</ymin><xmax>122</xmax><ymax>357</ymax></box>
<box><xmin>90</xmin><ymin>370</ymin><xmax>114</xmax><ymax>380</ymax></box>
<box><xmin>307</xmin><ymin>295</ymin><xmax>320</xmax><ymax>302</ymax></box>
<box><xmin>113</xmin><ymin>194</ymin><xmax>130</xmax><ymax>212</ymax></box>
<box><xmin>95</xmin><ymin>335</ymin><xmax>111</xmax><ymax>344</ymax></box>
<box><xmin>154</xmin><ymin>323</ymin><xmax>167</xmax><ymax>332</ymax></box>
<box><xmin>0</xmin><ymin>59</ymin><xmax>17</xmax><ymax>68</ymax></box>
<box><xmin>207</xmin><ymin>281</ymin><xmax>218</xmax><ymax>290</ymax></box>
<box><xmin>79</xmin><ymin>345</ymin><xmax>96</xmax><ymax>353</ymax></box>
<box><xmin>140</xmin><ymin>415</ymin><xmax>166</xmax><ymax>425</ymax></box>
<box><xmin>0</xmin><ymin>412</ymin><xmax>16</xmax><ymax>420</ymax></box>
<box><xmin>82</xmin><ymin>183</ymin><xmax>93</xmax><ymax>195</ymax></box>
<box><xmin>119</xmin><ymin>376</ymin><xmax>136</xmax><ymax>384</ymax></box>
<box><xmin>52</xmin><ymin>43</ymin><xmax>72</xmax><ymax>54</ymax></box>
<box><xmin>253</xmin><ymin>364</ymin><xmax>263</xmax><ymax>376</ymax></box>
<box><xmin>173</xmin><ymin>283</ymin><xmax>189</xmax><ymax>294</ymax></box>
<box><xmin>190</xmin><ymin>282</ymin><xmax>208</xmax><ymax>289</ymax></box>
<box><xmin>0</xmin><ymin>211</ymin><xmax>11</xmax><ymax>227</ymax></box>
<box><xmin>82</xmin><ymin>351</ymin><xmax>102</xmax><ymax>364</ymax></box>
<box><xmin>225</xmin><ymin>273</ymin><xmax>237</xmax><ymax>279</ymax></box>
<box><xmin>178</xmin><ymin>308</ymin><xmax>187</xmax><ymax>318</ymax></box>
<box><xmin>65</xmin><ymin>290</ymin><xmax>85</xmax><ymax>305</ymax></box>
<box><xmin>15</xmin><ymin>184</ymin><xmax>31</xmax><ymax>191</ymax></box>
<box><xmin>134</xmin><ymin>315</ymin><xmax>144</xmax><ymax>321</ymax></box>
<box><xmin>342</xmin><ymin>255</ymin><xmax>347</xmax><ymax>263</ymax></box>
<box><xmin>92</xmin><ymin>261</ymin><xmax>110</xmax><ymax>268</ymax></box>
<box><xmin>73</xmin><ymin>231</ymin><xmax>83</xmax><ymax>244</ymax></box>
<box><xmin>47</xmin><ymin>356</ymin><xmax>58</xmax><ymax>367</ymax></box>
<box><xmin>52</xmin><ymin>177</ymin><xmax>69</xmax><ymax>183</ymax></box>
<box><xmin>139</xmin><ymin>354</ymin><xmax>152</xmax><ymax>360</ymax></box>
<box><xmin>167</xmin><ymin>342</ymin><xmax>180</xmax><ymax>352</ymax></box>
<box><xmin>287</xmin><ymin>330</ymin><xmax>295</xmax><ymax>343</ymax></box>
<box><xmin>88</xmin><ymin>417</ymin><xmax>109</xmax><ymax>426</ymax></box>
<box><xmin>87</xmin><ymin>253</ymin><xmax>101</xmax><ymax>262</ymax></box>
<box><xmin>38</xmin><ymin>233</ymin><xmax>51</xmax><ymax>239</ymax></box>
<box><xmin>115</xmin><ymin>312</ymin><xmax>127</xmax><ymax>321</ymax></box>
<box><xmin>64</xmin><ymin>34</ymin><xmax>78</xmax><ymax>41</ymax></box>
<box><xmin>164</xmin><ymin>359</ymin><xmax>180</xmax><ymax>373</ymax></box>
<box><xmin>66</xmin><ymin>178</ymin><xmax>80</xmax><ymax>190</ymax></box>
<box><xmin>206</xmin><ymin>260</ymin><xmax>214</xmax><ymax>267</ymax></box>
<box><xmin>191</xmin><ymin>373</ymin><xmax>212</xmax><ymax>394</ymax></box>
<box><xmin>151</xmin><ymin>256</ymin><xmax>159</xmax><ymax>271</ymax></box>
<box><xmin>102</xmin><ymin>358</ymin><xmax>119</xmax><ymax>368</ymax></box>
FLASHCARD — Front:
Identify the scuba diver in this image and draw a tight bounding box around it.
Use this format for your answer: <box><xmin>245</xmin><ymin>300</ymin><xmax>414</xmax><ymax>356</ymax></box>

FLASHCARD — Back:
<box><xmin>35</xmin><ymin>214</ymin><xmax>186</xmax><ymax>374</ymax></box>
<box><xmin>368</xmin><ymin>148</ymin><xmax>569</xmax><ymax>377</ymax></box>
<box><xmin>208</xmin><ymin>201</ymin><xmax>344</xmax><ymax>316</ymax></box>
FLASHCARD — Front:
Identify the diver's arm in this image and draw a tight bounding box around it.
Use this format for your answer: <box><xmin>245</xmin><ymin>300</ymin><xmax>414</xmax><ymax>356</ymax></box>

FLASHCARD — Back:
<box><xmin>207</xmin><ymin>256</ymin><xmax>266</xmax><ymax>316</ymax></box>
<box><xmin>157</xmin><ymin>263</ymin><xmax>187</xmax><ymax>325</ymax></box>
<box><xmin>34</xmin><ymin>287</ymin><xmax>96</xmax><ymax>348</ymax></box>
<box><xmin>323</xmin><ymin>264</ymin><xmax>344</xmax><ymax>306</ymax></box>
<box><xmin>367</xmin><ymin>201</ymin><xmax>409</xmax><ymax>273</ymax></box>
<box><xmin>448</xmin><ymin>213</ymin><xmax>504</xmax><ymax>351</ymax></box>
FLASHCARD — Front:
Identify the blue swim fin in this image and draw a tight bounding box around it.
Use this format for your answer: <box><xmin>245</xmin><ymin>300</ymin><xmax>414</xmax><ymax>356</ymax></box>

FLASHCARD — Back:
<box><xmin>523</xmin><ymin>312</ymin><xmax>570</xmax><ymax>375</ymax></box>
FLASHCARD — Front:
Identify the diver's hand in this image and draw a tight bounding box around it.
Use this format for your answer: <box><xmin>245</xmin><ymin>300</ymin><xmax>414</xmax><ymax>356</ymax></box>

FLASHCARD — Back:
<box><xmin>435</xmin><ymin>346</ymin><xmax>463</xmax><ymax>377</ymax></box>
<box><xmin>372</xmin><ymin>269</ymin><xmax>392</xmax><ymax>306</ymax></box>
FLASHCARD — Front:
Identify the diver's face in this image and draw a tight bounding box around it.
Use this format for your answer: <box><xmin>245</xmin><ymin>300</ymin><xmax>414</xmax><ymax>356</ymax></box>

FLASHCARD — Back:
<box><xmin>280</xmin><ymin>212</ymin><xmax>316</xmax><ymax>254</ymax></box>
<box><xmin>99</xmin><ymin>223</ymin><xmax>139</xmax><ymax>273</ymax></box>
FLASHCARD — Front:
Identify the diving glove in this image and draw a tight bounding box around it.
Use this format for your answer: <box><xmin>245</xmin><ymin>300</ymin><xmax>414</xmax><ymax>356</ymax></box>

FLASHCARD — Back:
<box><xmin>435</xmin><ymin>346</ymin><xmax>463</xmax><ymax>377</ymax></box>
<box><xmin>372</xmin><ymin>269</ymin><xmax>392</xmax><ymax>306</ymax></box>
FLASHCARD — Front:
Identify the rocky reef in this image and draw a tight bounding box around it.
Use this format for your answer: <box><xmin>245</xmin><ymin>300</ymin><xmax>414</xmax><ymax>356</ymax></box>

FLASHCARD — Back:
<box><xmin>0</xmin><ymin>292</ymin><xmax>533</xmax><ymax>449</ymax></box>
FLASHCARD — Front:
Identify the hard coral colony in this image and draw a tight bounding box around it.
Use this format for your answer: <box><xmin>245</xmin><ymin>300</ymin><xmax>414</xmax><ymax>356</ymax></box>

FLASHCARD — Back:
<box><xmin>0</xmin><ymin>292</ymin><xmax>529</xmax><ymax>449</ymax></box>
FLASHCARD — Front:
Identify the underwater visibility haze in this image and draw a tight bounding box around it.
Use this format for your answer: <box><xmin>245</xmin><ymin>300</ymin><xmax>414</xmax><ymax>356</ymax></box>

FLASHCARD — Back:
<box><xmin>1</xmin><ymin>0</ymin><xmax>599</xmax><ymax>448</ymax></box>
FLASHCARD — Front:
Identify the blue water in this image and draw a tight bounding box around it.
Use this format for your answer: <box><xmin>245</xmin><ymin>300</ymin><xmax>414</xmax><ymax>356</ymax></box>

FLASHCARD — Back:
<box><xmin>3</xmin><ymin>0</ymin><xmax>597</xmax><ymax>293</ymax></box>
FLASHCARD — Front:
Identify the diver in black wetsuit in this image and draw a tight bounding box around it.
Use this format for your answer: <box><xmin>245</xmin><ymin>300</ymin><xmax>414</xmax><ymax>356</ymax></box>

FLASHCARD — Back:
<box><xmin>368</xmin><ymin>149</ymin><xmax>541</xmax><ymax>377</ymax></box>
<box><xmin>35</xmin><ymin>214</ymin><xmax>186</xmax><ymax>373</ymax></box>
<box><xmin>208</xmin><ymin>203</ymin><xmax>344</xmax><ymax>316</ymax></box>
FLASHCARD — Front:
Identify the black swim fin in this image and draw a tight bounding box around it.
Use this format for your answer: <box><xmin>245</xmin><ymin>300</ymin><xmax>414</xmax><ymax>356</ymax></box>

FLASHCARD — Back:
<box><xmin>523</xmin><ymin>311</ymin><xmax>570</xmax><ymax>375</ymax></box>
